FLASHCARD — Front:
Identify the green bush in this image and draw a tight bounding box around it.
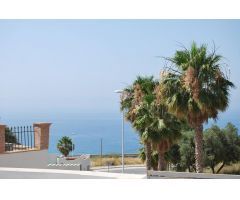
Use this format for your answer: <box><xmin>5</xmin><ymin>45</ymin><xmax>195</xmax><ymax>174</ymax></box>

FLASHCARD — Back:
<box><xmin>5</xmin><ymin>128</ymin><xmax>17</xmax><ymax>143</ymax></box>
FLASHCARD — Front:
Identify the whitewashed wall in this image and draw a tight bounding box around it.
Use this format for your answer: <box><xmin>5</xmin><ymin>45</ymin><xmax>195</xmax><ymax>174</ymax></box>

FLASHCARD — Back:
<box><xmin>0</xmin><ymin>150</ymin><xmax>53</xmax><ymax>169</ymax></box>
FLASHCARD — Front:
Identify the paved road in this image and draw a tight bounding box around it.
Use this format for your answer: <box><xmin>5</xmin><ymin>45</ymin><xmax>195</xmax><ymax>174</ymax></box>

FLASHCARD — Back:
<box><xmin>0</xmin><ymin>171</ymin><xmax>111</xmax><ymax>179</ymax></box>
<box><xmin>0</xmin><ymin>167</ymin><xmax>146</xmax><ymax>179</ymax></box>
<box><xmin>2</xmin><ymin>166</ymin><xmax>239</xmax><ymax>179</ymax></box>
<box><xmin>94</xmin><ymin>166</ymin><xmax>147</xmax><ymax>174</ymax></box>
<box><xmin>93</xmin><ymin>166</ymin><xmax>240</xmax><ymax>179</ymax></box>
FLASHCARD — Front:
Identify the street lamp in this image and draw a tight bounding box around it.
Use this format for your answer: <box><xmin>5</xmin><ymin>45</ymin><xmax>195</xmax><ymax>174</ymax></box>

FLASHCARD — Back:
<box><xmin>114</xmin><ymin>89</ymin><xmax>125</xmax><ymax>173</ymax></box>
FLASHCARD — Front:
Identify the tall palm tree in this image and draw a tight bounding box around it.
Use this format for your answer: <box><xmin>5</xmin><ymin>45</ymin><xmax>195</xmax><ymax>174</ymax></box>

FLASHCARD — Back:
<box><xmin>139</xmin><ymin>147</ymin><xmax>159</xmax><ymax>170</ymax></box>
<box><xmin>136</xmin><ymin>98</ymin><xmax>181</xmax><ymax>171</ymax></box>
<box><xmin>153</xmin><ymin>112</ymin><xmax>181</xmax><ymax>170</ymax></box>
<box><xmin>121</xmin><ymin>76</ymin><xmax>157</xmax><ymax>170</ymax></box>
<box><xmin>121</xmin><ymin>76</ymin><xmax>181</xmax><ymax>171</ymax></box>
<box><xmin>133</xmin><ymin>100</ymin><xmax>156</xmax><ymax>170</ymax></box>
<box><xmin>158</xmin><ymin>42</ymin><xmax>234</xmax><ymax>172</ymax></box>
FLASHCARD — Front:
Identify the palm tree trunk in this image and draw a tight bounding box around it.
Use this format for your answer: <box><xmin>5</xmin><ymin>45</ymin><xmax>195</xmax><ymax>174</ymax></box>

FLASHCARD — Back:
<box><xmin>145</xmin><ymin>142</ymin><xmax>152</xmax><ymax>170</ymax></box>
<box><xmin>158</xmin><ymin>151</ymin><xmax>166</xmax><ymax>171</ymax></box>
<box><xmin>194</xmin><ymin>124</ymin><xmax>203</xmax><ymax>173</ymax></box>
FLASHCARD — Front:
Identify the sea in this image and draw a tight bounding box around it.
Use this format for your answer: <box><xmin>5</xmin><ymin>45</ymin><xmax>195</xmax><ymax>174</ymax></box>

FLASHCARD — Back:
<box><xmin>1</xmin><ymin>111</ymin><xmax>239</xmax><ymax>155</ymax></box>
<box><xmin>1</xmin><ymin>112</ymin><xmax>141</xmax><ymax>155</ymax></box>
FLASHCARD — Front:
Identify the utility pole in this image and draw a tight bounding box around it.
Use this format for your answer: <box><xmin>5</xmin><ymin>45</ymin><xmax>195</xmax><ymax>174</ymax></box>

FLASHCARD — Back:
<box><xmin>100</xmin><ymin>138</ymin><xmax>103</xmax><ymax>165</ymax></box>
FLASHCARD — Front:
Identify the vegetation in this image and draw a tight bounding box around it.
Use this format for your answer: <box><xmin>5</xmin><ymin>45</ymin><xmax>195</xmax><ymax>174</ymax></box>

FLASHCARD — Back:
<box><xmin>165</xmin><ymin>123</ymin><xmax>240</xmax><ymax>174</ymax></box>
<box><xmin>217</xmin><ymin>163</ymin><xmax>240</xmax><ymax>175</ymax></box>
<box><xmin>5</xmin><ymin>128</ymin><xmax>17</xmax><ymax>143</ymax></box>
<box><xmin>57</xmin><ymin>136</ymin><xmax>74</xmax><ymax>157</ymax></box>
<box><xmin>204</xmin><ymin>123</ymin><xmax>240</xmax><ymax>173</ymax></box>
<box><xmin>116</xmin><ymin>41</ymin><xmax>236</xmax><ymax>174</ymax></box>
<box><xmin>157</xmin><ymin>42</ymin><xmax>234</xmax><ymax>172</ymax></box>
<box><xmin>121</xmin><ymin>76</ymin><xmax>181</xmax><ymax>171</ymax></box>
<box><xmin>91</xmin><ymin>155</ymin><xmax>143</xmax><ymax>167</ymax></box>
<box><xmin>139</xmin><ymin>147</ymin><xmax>159</xmax><ymax>170</ymax></box>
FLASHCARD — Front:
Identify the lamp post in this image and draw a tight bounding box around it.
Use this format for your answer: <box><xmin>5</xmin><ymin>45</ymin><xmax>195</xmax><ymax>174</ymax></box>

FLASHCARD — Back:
<box><xmin>114</xmin><ymin>89</ymin><xmax>125</xmax><ymax>173</ymax></box>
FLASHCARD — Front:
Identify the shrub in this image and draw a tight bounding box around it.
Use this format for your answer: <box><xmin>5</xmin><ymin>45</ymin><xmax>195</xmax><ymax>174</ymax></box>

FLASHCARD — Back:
<box><xmin>5</xmin><ymin>128</ymin><xmax>17</xmax><ymax>143</ymax></box>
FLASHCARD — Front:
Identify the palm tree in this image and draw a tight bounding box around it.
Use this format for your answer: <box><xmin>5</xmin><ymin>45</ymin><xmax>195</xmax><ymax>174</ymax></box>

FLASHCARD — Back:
<box><xmin>133</xmin><ymin>101</ymin><xmax>156</xmax><ymax>170</ymax></box>
<box><xmin>138</xmin><ymin>98</ymin><xmax>181</xmax><ymax>171</ymax></box>
<box><xmin>57</xmin><ymin>136</ymin><xmax>74</xmax><ymax>157</ymax></box>
<box><xmin>121</xmin><ymin>76</ymin><xmax>181</xmax><ymax>171</ymax></box>
<box><xmin>158</xmin><ymin>42</ymin><xmax>234</xmax><ymax>172</ymax></box>
<box><xmin>139</xmin><ymin>147</ymin><xmax>159</xmax><ymax>170</ymax></box>
<box><xmin>121</xmin><ymin>76</ymin><xmax>157</xmax><ymax>170</ymax></box>
<box><xmin>153</xmin><ymin>113</ymin><xmax>181</xmax><ymax>170</ymax></box>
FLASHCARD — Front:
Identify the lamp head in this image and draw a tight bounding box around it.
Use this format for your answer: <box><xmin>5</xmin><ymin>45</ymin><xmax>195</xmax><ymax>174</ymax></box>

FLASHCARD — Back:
<box><xmin>114</xmin><ymin>89</ymin><xmax>123</xmax><ymax>93</ymax></box>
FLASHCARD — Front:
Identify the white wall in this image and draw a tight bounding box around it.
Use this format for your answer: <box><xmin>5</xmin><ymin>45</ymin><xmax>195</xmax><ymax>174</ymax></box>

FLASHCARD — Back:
<box><xmin>0</xmin><ymin>151</ymin><xmax>90</xmax><ymax>171</ymax></box>
<box><xmin>0</xmin><ymin>150</ymin><xmax>53</xmax><ymax>169</ymax></box>
<box><xmin>48</xmin><ymin>155</ymin><xmax>91</xmax><ymax>171</ymax></box>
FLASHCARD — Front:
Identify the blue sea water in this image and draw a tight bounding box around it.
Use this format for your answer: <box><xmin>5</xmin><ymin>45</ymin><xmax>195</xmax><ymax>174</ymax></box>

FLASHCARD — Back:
<box><xmin>1</xmin><ymin>113</ymin><xmax>141</xmax><ymax>155</ymax></box>
<box><xmin>1</xmin><ymin>111</ymin><xmax>239</xmax><ymax>155</ymax></box>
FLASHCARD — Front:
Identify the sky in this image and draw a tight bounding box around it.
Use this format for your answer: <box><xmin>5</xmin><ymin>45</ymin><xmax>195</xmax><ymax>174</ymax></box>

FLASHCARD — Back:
<box><xmin>0</xmin><ymin>20</ymin><xmax>239</xmax><ymax>126</ymax></box>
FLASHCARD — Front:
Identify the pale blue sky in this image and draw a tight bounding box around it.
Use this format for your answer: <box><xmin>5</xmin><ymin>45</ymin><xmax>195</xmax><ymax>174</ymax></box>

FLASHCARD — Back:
<box><xmin>0</xmin><ymin>20</ymin><xmax>239</xmax><ymax>121</ymax></box>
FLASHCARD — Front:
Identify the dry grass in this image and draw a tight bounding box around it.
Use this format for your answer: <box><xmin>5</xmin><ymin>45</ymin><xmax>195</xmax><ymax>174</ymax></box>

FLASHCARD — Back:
<box><xmin>91</xmin><ymin>156</ymin><xmax>240</xmax><ymax>174</ymax></box>
<box><xmin>203</xmin><ymin>163</ymin><xmax>240</xmax><ymax>175</ymax></box>
<box><xmin>220</xmin><ymin>163</ymin><xmax>240</xmax><ymax>175</ymax></box>
<box><xmin>91</xmin><ymin>156</ymin><xmax>143</xmax><ymax>167</ymax></box>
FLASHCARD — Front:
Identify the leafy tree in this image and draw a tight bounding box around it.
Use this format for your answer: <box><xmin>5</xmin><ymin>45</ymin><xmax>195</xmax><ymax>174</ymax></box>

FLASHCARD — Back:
<box><xmin>158</xmin><ymin>42</ymin><xmax>234</xmax><ymax>172</ymax></box>
<box><xmin>165</xmin><ymin>130</ymin><xmax>196</xmax><ymax>172</ymax></box>
<box><xmin>222</xmin><ymin>123</ymin><xmax>240</xmax><ymax>165</ymax></box>
<box><xmin>204</xmin><ymin>125</ymin><xmax>224</xmax><ymax>173</ymax></box>
<box><xmin>179</xmin><ymin>130</ymin><xmax>196</xmax><ymax>172</ymax></box>
<box><xmin>57</xmin><ymin>136</ymin><xmax>74</xmax><ymax>157</ymax></box>
<box><xmin>165</xmin><ymin>144</ymin><xmax>182</xmax><ymax>171</ymax></box>
<box><xmin>204</xmin><ymin>123</ymin><xmax>240</xmax><ymax>173</ymax></box>
<box><xmin>5</xmin><ymin>128</ymin><xmax>17</xmax><ymax>143</ymax></box>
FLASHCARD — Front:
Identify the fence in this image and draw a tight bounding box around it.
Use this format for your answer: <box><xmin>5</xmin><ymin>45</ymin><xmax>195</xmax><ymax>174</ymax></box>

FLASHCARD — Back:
<box><xmin>5</xmin><ymin>126</ymin><xmax>35</xmax><ymax>152</ymax></box>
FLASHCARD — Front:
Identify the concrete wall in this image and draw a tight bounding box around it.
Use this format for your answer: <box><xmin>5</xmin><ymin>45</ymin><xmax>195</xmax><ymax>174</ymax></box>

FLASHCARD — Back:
<box><xmin>0</xmin><ymin>150</ymin><xmax>55</xmax><ymax>169</ymax></box>
<box><xmin>148</xmin><ymin>170</ymin><xmax>240</xmax><ymax>179</ymax></box>
<box><xmin>48</xmin><ymin>155</ymin><xmax>91</xmax><ymax>171</ymax></box>
<box><xmin>0</xmin><ymin>150</ymin><xmax>90</xmax><ymax>171</ymax></box>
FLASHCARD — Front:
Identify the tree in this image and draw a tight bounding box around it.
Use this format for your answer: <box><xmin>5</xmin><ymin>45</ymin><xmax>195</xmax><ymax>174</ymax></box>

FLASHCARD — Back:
<box><xmin>121</xmin><ymin>76</ymin><xmax>182</xmax><ymax>171</ymax></box>
<box><xmin>165</xmin><ymin>144</ymin><xmax>182</xmax><ymax>171</ymax></box>
<box><xmin>158</xmin><ymin>42</ymin><xmax>234</xmax><ymax>172</ymax></box>
<box><xmin>121</xmin><ymin>76</ymin><xmax>158</xmax><ymax>170</ymax></box>
<box><xmin>179</xmin><ymin>130</ymin><xmax>196</xmax><ymax>172</ymax></box>
<box><xmin>204</xmin><ymin>125</ymin><xmax>224</xmax><ymax>173</ymax></box>
<box><xmin>150</xmin><ymin>109</ymin><xmax>182</xmax><ymax>171</ymax></box>
<box><xmin>204</xmin><ymin>123</ymin><xmax>240</xmax><ymax>173</ymax></box>
<box><xmin>57</xmin><ymin>136</ymin><xmax>74</xmax><ymax>157</ymax></box>
<box><xmin>222</xmin><ymin>123</ymin><xmax>240</xmax><ymax>165</ymax></box>
<box><xmin>5</xmin><ymin>128</ymin><xmax>17</xmax><ymax>144</ymax></box>
<box><xmin>139</xmin><ymin>147</ymin><xmax>159</xmax><ymax>170</ymax></box>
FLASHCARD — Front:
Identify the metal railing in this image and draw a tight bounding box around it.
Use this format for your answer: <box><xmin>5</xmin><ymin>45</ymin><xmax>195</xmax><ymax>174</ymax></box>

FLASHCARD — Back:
<box><xmin>5</xmin><ymin>126</ymin><xmax>35</xmax><ymax>152</ymax></box>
